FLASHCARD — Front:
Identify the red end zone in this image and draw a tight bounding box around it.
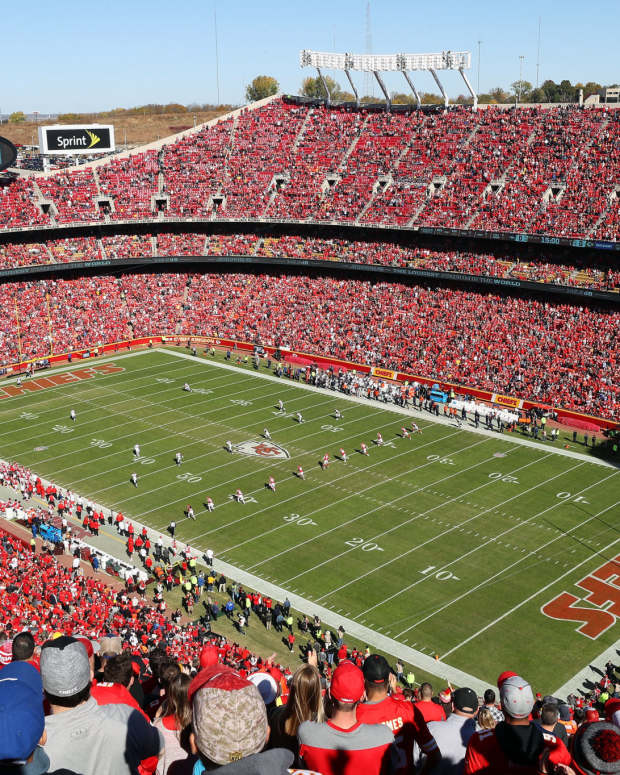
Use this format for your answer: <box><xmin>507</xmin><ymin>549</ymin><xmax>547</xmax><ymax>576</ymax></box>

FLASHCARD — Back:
<box><xmin>0</xmin><ymin>363</ymin><xmax>124</xmax><ymax>400</ymax></box>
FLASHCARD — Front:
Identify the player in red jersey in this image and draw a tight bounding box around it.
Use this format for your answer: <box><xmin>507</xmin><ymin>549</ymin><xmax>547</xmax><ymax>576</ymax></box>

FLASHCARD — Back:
<box><xmin>297</xmin><ymin>465</ymin><xmax>305</xmax><ymax>480</ymax></box>
<box><xmin>206</xmin><ymin>496</ymin><xmax>214</xmax><ymax>512</ymax></box>
<box><xmin>340</xmin><ymin>448</ymin><xmax>348</xmax><ymax>463</ymax></box>
<box><xmin>376</xmin><ymin>432</ymin><xmax>383</xmax><ymax>446</ymax></box>
<box><xmin>321</xmin><ymin>453</ymin><xmax>329</xmax><ymax>470</ymax></box>
<box><xmin>401</xmin><ymin>427</ymin><xmax>410</xmax><ymax>439</ymax></box>
<box><xmin>268</xmin><ymin>476</ymin><xmax>276</xmax><ymax>492</ymax></box>
<box><xmin>360</xmin><ymin>442</ymin><xmax>369</xmax><ymax>456</ymax></box>
<box><xmin>235</xmin><ymin>489</ymin><xmax>245</xmax><ymax>504</ymax></box>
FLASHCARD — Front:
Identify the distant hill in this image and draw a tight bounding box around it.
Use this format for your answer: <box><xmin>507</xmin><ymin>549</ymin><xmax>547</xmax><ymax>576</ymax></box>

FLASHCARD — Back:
<box><xmin>0</xmin><ymin>104</ymin><xmax>235</xmax><ymax>148</ymax></box>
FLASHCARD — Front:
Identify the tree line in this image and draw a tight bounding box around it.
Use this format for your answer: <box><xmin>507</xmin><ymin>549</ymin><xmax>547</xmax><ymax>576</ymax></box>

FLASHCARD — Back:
<box><xmin>6</xmin><ymin>76</ymin><xmax>614</xmax><ymax>125</ymax></box>
<box><xmin>244</xmin><ymin>74</ymin><xmax>615</xmax><ymax>105</ymax></box>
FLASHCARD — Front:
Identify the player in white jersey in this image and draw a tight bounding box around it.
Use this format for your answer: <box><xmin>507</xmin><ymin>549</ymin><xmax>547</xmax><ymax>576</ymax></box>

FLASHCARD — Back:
<box><xmin>175</xmin><ymin>452</ymin><xmax>183</xmax><ymax>466</ymax></box>
<box><xmin>133</xmin><ymin>444</ymin><xmax>141</xmax><ymax>458</ymax></box>
<box><xmin>268</xmin><ymin>476</ymin><xmax>276</xmax><ymax>492</ymax></box>
<box><xmin>263</xmin><ymin>428</ymin><xmax>271</xmax><ymax>440</ymax></box>
<box><xmin>411</xmin><ymin>422</ymin><xmax>422</xmax><ymax>433</ymax></box>
<box><xmin>401</xmin><ymin>427</ymin><xmax>410</xmax><ymax>438</ymax></box>
<box><xmin>297</xmin><ymin>465</ymin><xmax>305</xmax><ymax>480</ymax></box>
<box><xmin>339</xmin><ymin>448</ymin><xmax>348</xmax><ymax>463</ymax></box>
<box><xmin>321</xmin><ymin>453</ymin><xmax>329</xmax><ymax>470</ymax></box>
<box><xmin>296</xmin><ymin>412</ymin><xmax>303</xmax><ymax>423</ymax></box>
<box><xmin>334</xmin><ymin>409</ymin><xmax>342</xmax><ymax>420</ymax></box>
<box><xmin>70</xmin><ymin>409</ymin><xmax>76</xmax><ymax>423</ymax></box>
<box><xmin>235</xmin><ymin>489</ymin><xmax>245</xmax><ymax>504</ymax></box>
<box><xmin>183</xmin><ymin>383</ymin><xmax>192</xmax><ymax>392</ymax></box>
<box><xmin>278</xmin><ymin>399</ymin><xmax>285</xmax><ymax>412</ymax></box>
<box><xmin>131</xmin><ymin>472</ymin><xmax>138</xmax><ymax>487</ymax></box>
<box><xmin>225</xmin><ymin>440</ymin><xmax>233</xmax><ymax>453</ymax></box>
<box><xmin>360</xmin><ymin>442</ymin><xmax>368</xmax><ymax>456</ymax></box>
<box><xmin>376</xmin><ymin>432</ymin><xmax>383</xmax><ymax>446</ymax></box>
<box><xmin>206</xmin><ymin>496</ymin><xmax>214</xmax><ymax>512</ymax></box>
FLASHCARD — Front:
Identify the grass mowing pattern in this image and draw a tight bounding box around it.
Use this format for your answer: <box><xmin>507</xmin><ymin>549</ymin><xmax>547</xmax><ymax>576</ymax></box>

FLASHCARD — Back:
<box><xmin>1</xmin><ymin>349</ymin><xmax>618</xmax><ymax>690</ymax></box>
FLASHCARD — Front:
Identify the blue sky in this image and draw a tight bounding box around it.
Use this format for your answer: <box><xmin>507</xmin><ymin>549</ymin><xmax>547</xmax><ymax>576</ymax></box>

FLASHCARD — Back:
<box><xmin>6</xmin><ymin>0</ymin><xmax>618</xmax><ymax>113</ymax></box>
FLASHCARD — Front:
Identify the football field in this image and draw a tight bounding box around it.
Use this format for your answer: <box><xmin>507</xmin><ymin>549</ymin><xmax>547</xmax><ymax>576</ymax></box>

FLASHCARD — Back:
<box><xmin>1</xmin><ymin>348</ymin><xmax>618</xmax><ymax>691</ymax></box>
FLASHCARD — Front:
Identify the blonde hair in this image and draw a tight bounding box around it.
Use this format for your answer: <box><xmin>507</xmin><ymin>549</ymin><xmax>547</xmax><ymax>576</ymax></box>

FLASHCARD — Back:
<box><xmin>283</xmin><ymin>664</ymin><xmax>325</xmax><ymax>737</ymax></box>
<box><xmin>477</xmin><ymin>707</ymin><xmax>497</xmax><ymax>730</ymax></box>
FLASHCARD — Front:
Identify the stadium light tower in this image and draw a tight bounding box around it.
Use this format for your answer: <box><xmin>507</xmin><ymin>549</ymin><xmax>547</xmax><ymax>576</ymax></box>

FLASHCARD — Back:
<box><xmin>300</xmin><ymin>49</ymin><xmax>477</xmax><ymax>110</ymax></box>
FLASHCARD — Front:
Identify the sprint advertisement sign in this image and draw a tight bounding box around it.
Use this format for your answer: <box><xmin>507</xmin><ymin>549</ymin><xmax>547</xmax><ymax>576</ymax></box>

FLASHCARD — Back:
<box><xmin>38</xmin><ymin>124</ymin><xmax>115</xmax><ymax>155</ymax></box>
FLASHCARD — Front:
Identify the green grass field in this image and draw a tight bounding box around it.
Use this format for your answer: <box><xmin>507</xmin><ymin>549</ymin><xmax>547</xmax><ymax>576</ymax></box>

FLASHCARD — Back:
<box><xmin>1</xmin><ymin>348</ymin><xmax>618</xmax><ymax>692</ymax></box>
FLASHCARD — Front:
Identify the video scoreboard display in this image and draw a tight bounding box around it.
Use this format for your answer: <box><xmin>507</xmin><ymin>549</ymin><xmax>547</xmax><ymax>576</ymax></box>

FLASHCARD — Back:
<box><xmin>38</xmin><ymin>124</ymin><xmax>115</xmax><ymax>155</ymax></box>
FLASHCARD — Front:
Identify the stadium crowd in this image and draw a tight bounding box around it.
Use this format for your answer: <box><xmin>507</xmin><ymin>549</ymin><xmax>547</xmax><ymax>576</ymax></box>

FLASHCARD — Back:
<box><xmin>0</xmin><ymin>474</ymin><xmax>619</xmax><ymax>774</ymax></box>
<box><xmin>0</xmin><ymin>233</ymin><xmax>617</xmax><ymax>292</ymax></box>
<box><xmin>0</xmin><ymin>271</ymin><xmax>617</xmax><ymax>418</ymax></box>
<box><xmin>0</xmin><ymin>101</ymin><xmax>618</xmax><ymax>241</ymax></box>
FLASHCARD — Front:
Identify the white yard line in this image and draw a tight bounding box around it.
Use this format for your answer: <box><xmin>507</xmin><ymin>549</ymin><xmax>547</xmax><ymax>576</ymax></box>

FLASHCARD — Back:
<box><xmin>211</xmin><ymin>435</ymin><xmax>485</xmax><ymax>555</ymax></box>
<box><xmin>164</xmin><ymin>349</ymin><xmax>618</xmax><ymax>470</ymax></box>
<box><xmin>311</xmin><ymin>452</ymin><xmax>560</xmax><ymax>599</ymax></box>
<box><xmin>441</xmin><ymin>530</ymin><xmax>620</xmax><ymax>661</ymax></box>
<box><xmin>221</xmin><ymin>436</ymin><xmax>495</xmax><ymax>557</ymax></box>
<box><xmin>393</xmin><ymin>469</ymin><xmax>619</xmax><ymax>638</ymax></box>
<box><xmin>9</xmin><ymin>364</ymin><xmax>313</xmax><ymax>457</ymax></box>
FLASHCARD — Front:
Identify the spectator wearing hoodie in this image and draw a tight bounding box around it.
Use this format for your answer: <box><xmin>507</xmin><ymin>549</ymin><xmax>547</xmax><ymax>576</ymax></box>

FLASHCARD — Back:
<box><xmin>464</xmin><ymin>674</ymin><xmax>571</xmax><ymax>775</ymax></box>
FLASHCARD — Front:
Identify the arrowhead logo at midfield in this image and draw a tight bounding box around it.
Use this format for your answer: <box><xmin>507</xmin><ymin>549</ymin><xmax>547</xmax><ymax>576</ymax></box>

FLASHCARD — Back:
<box><xmin>233</xmin><ymin>440</ymin><xmax>290</xmax><ymax>460</ymax></box>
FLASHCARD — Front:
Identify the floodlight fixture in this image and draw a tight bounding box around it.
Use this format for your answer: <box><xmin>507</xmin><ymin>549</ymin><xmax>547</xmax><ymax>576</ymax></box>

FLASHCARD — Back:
<box><xmin>300</xmin><ymin>49</ymin><xmax>477</xmax><ymax>109</ymax></box>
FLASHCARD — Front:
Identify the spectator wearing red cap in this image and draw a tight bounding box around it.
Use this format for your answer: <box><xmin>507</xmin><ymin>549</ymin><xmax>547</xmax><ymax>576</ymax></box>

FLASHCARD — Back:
<box><xmin>199</xmin><ymin>645</ymin><xmax>219</xmax><ymax>668</ymax></box>
<box><xmin>298</xmin><ymin>660</ymin><xmax>395</xmax><ymax>775</ymax></box>
<box><xmin>465</xmin><ymin>675</ymin><xmax>571</xmax><ymax>775</ymax></box>
<box><xmin>357</xmin><ymin>654</ymin><xmax>440</xmax><ymax>775</ymax></box>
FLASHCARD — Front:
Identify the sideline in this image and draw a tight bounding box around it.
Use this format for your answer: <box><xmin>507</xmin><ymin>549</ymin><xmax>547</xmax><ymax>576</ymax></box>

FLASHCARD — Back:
<box><xmin>164</xmin><ymin>348</ymin><xmax>617</xmax><ymax>470</ymax></box>
<box><xmin>553</xmin><ymin>642</ymin><xmax>620</xmax><ymax>699</ymax></box>
<box><xmin>0</xmin><ymin>482</ymin><xmax>489</xmax><ymax>693</ymax></box>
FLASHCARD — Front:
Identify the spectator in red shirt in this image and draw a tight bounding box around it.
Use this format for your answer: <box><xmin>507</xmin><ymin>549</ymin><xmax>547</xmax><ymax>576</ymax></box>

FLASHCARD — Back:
<box><xmin>357</xmin><ymin>654</ymin><xmax>440</xmax><ymax>775</ymax></box>
<box><xmin>298</xmin><ymin>660</ymin><xmax>395</xmax><ymax>775</ymax></box>
<box><xmin>415</xmin><ymin>682</ymin><xmax>447</xmax><ymax>723</ymax></box>
<box><xmin>465</xmin><ymin>675</ymin><xmax>571</xmax><ymax>775</ymax></box>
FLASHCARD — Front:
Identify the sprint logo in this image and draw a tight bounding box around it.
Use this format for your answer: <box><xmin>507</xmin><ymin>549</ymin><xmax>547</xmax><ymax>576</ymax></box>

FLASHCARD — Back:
<box><xmin>49</xmin><ymin>127</ymin><xmax>110</xmax><ymax>151</ymax></box>
<box><xmin>56</xmin><ymin>130</ymin><xmax>100</xmax><ymax>150</ymax></box>
<box><xmin>85</xmin><ymin>129</ymin><xmax>100</xmax><ymax>148</ymax></box>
